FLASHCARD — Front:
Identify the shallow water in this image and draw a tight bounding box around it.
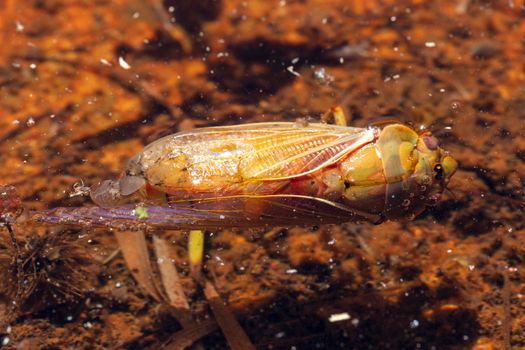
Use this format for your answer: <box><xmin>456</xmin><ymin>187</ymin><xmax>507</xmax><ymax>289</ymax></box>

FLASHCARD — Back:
<box><xmin>0</xmin><ymin>0</ymin><xmax>524</xmax><ymax>349</ymax></box>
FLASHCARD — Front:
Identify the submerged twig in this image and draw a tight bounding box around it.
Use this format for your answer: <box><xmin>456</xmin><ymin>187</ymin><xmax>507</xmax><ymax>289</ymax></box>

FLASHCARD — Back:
<box><xmin>502</xmin><ymin>268</ymin><xmax>512</xmax><ymax>350</ymax></box>
<box><xmin>114</xmin><ymin>230</ymin><xmax>164</xmax><ymax>303</ymax></box>
<box><xmin>5</xmin><ymin>223</ymin><xmax>18</xmax><ymax>255</ymax></box>
<box><xmin>153</xmin><ymin>235</ymin><xmax>190</xmax><ymax>315</ymax></box>
<box><xmin>116</xmin><ymin>229</ymin><xmax>254</xmax><ymax>349</ymax></box>
<box><xmin>147</xmin><ymin>0</ymin><xmax>192</xmax><ymax>54</ymax></box>
<box><xmin>163</xmin><ymin>319</ymin><xmax>218</xmax><ymax>350</ymax></box>
<box><xmin>204</xmin><ymin>281</ymin><xmax>256</xmax><ymax>350</ymax></box>
<box><xmin>102</xmin><ymin>248</ymin><xmax>121</xmax><ymax>265</ymax></box>
<box><xmin>0</xmin><ymin>229</ymin><xmax>92</xmax><ymax>320</ymax></box>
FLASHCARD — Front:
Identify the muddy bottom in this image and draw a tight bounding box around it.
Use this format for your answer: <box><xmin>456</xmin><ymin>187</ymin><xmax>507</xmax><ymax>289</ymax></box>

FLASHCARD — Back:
<box><xmin>0</xmin><ymin>0</ymin><xmax>524</xmax><ymax>349</ymax></box>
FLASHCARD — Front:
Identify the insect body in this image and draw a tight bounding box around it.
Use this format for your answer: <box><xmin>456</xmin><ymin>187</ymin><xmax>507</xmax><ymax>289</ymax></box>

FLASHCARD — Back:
<box><xmin>33</xmin><ymin>121</ymin><xmax>457</xmax><ymax>230</ymax></box>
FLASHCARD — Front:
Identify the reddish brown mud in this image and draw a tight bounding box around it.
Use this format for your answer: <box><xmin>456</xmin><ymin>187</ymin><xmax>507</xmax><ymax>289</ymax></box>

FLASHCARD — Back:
<box><xmin>0</xmin><ymin>0</ymin><xmax>524</xmax><ymax>349</ymax></box>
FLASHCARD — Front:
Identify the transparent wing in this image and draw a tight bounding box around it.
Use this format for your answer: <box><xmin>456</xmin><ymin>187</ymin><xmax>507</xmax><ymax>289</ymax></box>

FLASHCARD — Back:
<box><xmin>139</xmin><ymin>122</ymin><xmax>376</xmax><ymax>183</ymax></box>
<box><xmin>240</xmin><ymin>127</ymin><xmax>376</xmax><ymax>180</ymax></box>
<box><xmin>30</xmin><ymin>194</ymin><xmax>381</xmax><ymax>230</ymax></box>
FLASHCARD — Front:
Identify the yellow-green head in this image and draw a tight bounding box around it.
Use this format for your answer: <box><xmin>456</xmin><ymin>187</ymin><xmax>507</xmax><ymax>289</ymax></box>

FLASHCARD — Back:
<box><xmin>376</xmin><ymin>124</ymin><xmax>458</xmax><ymax>220</ymax></box>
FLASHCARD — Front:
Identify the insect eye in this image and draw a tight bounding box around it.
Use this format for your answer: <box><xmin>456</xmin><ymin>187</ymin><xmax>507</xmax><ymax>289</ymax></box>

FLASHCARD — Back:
<box><xmin>422</xmin><ymin>136</ymin><xmax>439</xmax><ymax>150</ymax></box>
<box><xmin>433</xmin><ymin>164</ymin><xmax>444</xmax><ymax>180</ymax></box>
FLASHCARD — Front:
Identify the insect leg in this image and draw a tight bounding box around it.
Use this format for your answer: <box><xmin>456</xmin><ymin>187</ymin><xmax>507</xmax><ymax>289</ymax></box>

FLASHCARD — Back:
<box><xmin>188</xmin><ymin>229</ymin><xmax>204</xmax><ymax>282</ymax></box>
<box><xmin>5</xmin><ymin>223</ymin><xmax>19</xmax><ymax>255</ymax></box>
<box><xmin>0</xmin><ymin>185</ymin><xmax>23</xmax><ymax>254</ymax></box>
<box><xmin>321</xmin><ymin>105</ymin><xmax>348</xmax><ymax>126</ymax></box>
<box><xmin>332</xmin><ymin>106</ymin><xmax>348</xmax><ymax>126</ymax></box>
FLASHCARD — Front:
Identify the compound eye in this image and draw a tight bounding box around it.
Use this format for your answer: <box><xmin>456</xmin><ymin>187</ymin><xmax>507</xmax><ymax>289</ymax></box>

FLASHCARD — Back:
<box><xmin>422</xmin><ymin>136</ymin><xmax>439</xmax><ymax>150</ymax></box>
<box><xmin>433</xmin><ymin>164</ymin><xmax>444</xmax><ymax>180</ymax></box>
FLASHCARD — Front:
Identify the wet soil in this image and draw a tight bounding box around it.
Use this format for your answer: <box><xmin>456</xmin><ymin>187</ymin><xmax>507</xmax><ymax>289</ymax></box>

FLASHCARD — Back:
<box><xmin>0</xmin><ymin>0</ymin><xmax>524</xmax><ymax>349</ymax></box>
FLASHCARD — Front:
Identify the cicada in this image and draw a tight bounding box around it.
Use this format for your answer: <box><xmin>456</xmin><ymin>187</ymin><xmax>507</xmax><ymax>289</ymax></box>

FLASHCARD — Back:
<box><xmin>31</xmin><ymin>115</ymin><xmax>457</xmax><ymax>230</ymax></box>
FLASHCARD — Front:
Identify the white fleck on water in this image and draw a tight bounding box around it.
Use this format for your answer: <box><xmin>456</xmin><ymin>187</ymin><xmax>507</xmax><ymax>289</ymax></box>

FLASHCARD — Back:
<box><xmin>286</xmin><ymin>66</ymin><xmax>300</xmax><ymax>77</ymax></box>
<box><xmin>118</xmin><ymin>56</ymin><xmax>131</xmax><ymax>70</ymax></box>
<box><xmin>328</xmin><ymin>313</ymin><xmax>351</xmax><ymax>322</ymax></box>
<box><xmin>15</xmin><ymin>21</ymin><xmax>24</xmax><ymax>32</ymax></box>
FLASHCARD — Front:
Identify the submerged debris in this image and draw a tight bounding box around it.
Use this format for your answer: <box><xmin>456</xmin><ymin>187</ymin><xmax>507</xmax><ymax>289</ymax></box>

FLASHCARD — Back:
<box><xmin>0</xmin><ymin>0</ymin><xmax>523</xmax><ymax>348</ymax></box>
<box><xmin>0</xmin><ymin>229</ymin><xmax>92</xmax><ymax>320</ymax></box>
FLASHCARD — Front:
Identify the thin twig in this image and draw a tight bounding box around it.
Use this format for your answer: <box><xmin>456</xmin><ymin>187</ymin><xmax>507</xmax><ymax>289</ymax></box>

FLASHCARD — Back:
<box><xmin>147</xmin><ymin>0</ymin><xmax>192</xmax><ymax>54</ymax></box>
<box><xmin>163</xmin><ymin>319</ymin><xmax>218</xmax><ymax>350</ymax></box>
<box><xmin>204</xmin><ymin>280</ymin><xmax>256</xmax><ymax>350</ymax></box>
<box><xmin>5</xmin><ymin>223</ymin><xmax>18</xmax><ymax>255</ymax></box>
<box><xmin>152</xmin><ymin>235</ymin><xmax>190</xmax><ymax>313</ymax></box>
<box><xmin>114</xmin><ymin>230</ymin><xmax>165</xmax><ymax>303</ymax></box>
<box><xmin>102</xmin><ymin>248</ymin><xmax>121</xmax><ymax>265</ymax></box>
<box><xmin>502</xmin><ymin>269</ymin><xmax>512</xmax><ymax>350</ymax></box>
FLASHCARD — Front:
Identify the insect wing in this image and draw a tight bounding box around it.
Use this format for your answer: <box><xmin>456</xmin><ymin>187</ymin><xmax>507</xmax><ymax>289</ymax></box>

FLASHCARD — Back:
<box><xmin>30</xmin><ymin>194</ymin><xmax>380</xmax><ymax>230</ymax></box>
<box><xmin>175</xmin><ymin>195</ymin><xmax>382</xmax><ymax>226</ymax></box>
<box><xmin>139</xmin><ymin>123</ymin><xmax>376</xmax><ymax>185</ymax></box>
<box><xmin>239</xmin><ymin>125</ymin><xmax>376</xmax><ymax>181</ymax></box>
